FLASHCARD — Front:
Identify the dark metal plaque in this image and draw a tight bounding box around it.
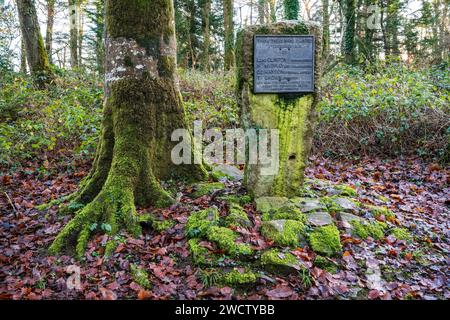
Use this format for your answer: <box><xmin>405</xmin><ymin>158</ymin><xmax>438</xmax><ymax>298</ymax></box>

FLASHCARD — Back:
<box><xmin>253</xmin><ymin>35</ymin><xmax>315</xmax><ymax>93</ymax></box>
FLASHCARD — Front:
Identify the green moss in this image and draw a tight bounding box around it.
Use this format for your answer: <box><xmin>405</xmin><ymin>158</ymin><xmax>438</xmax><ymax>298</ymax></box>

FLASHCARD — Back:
<box><xmin>218</xmin><ymin>195</ymin><xmax>252</xmax><ymax>206</ymax></box>
<box><xmin>260</xmin><ymin>249</ymin><xmax>297</xmax><ymax>266</ymax></box>
<box><xmin>261</xmin><ymin>220</ymin><xmax>306</xmax><ymax>247</ymax></box>
<box><xmin>390</xmin><ymin>227</ymin><xmax>412</xmax><ymax>241</ymax></box>
<box><xmin>314</xmin><ymin>255</ymin><xmax>338</xmax><ymax>273</ymax></box>
<box><xmin>152</xmin><ymin>219</ymin><xmax>175</xmax><ymax>232</ymax></box>
<box><xmin>224</xmin><ymin>204</ymin><xmax>251</xmax><ymax>228</ymax></box>
<box><xmin>206</xmin><ymin>226</ymin><xmax>253</xmax><ymax>257</ymax></box>
<box><xmin>334</xmin><ymin>184</ymin><xmax>358</xmax><ymax>197</ymax></box>
<box><xmin>320</xmin><ymin>196</ymin><xmax>343</xmax><ymax>213</ymax></box>
<box><xmin>366</xmin><ymin>205</ymin><xmax>395</xmax><ymax>219</ymax></box>
<box><xmin>309</xmin><ymin>225</ymin><xmax>342</xmax><ymax>256</ymax></box>
<box><xmin>261</xmin><ymin>205</ymin><xmax>306</xmax><ymax>223</ymax></box>
<box><xmin>188</xmin><ymin>238</ymin><xmax>210</xmax><ymax>265</ymax></box>
<box><xmin>190</xmin><ymin>182</ymin><xmax>225</xmax><ymax>198</ymax></box>
<box><xmin>350</xmin><ymin>221</ymin><xmax>387</xmax><ymax>240</ymax></box>
<box><xmin>130</xmin><ymin>263</ymin><xmax>151</xmax><ymax>289</ymax></box>
<box><xmin>221</xmin><ymin>269</ymin><xmax>257</xmax><ymax>286</ymax></box>
<box><xmin>185</xmin><ymin>207</ymin><xmax>219</xmax><ymax>238</ymax></box>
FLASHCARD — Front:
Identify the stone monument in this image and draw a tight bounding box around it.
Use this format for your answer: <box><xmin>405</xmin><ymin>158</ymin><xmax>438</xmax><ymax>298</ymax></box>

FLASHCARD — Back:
<box><xmin>236</xmin><ymin>21</ymin><xmax>322</xmax><ymax>197</ymax></box>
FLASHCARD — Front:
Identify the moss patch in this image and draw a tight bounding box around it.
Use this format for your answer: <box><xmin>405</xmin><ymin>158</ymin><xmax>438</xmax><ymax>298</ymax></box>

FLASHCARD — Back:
<box><xmin>130</xmin><ymin>263</ymin><xmax>151</xmax><ymax>289</ymax></box>
<box><xmin>218</xmin><ymin>195</ymin><xmax>253</xmax><ymax>206</ymax></box>
<box><xmin>261</xmin><ymin>219</ymin><xmax>306</xmax><ymax>247</ymax></box>
<box><xmin>334</xmin><ymin>184</ymin><xmax>358</xmax><ymax>197</ymax></box>
<box><xmin>261</xmin><ymin>205</ymin><xmax>306</xmax><ymax>223</ymax></box>
<box><xmin>351</xmin><ymin>221</ymin><xmax>387</xmax><ymax>240</ymax></box>
<box><xmin>190</xmin><ymin>182</ymin><xmax>225</xmax><ymax>198</ymax></box>
<box><xmin>314</xmin><ymin>255</ymin><xmax>338</xmax><ymax>273</ymax></box>
<box><xmin>390</xmin><ymin>227</ymin><xmax>412</xmax><ymax>241</ymax></box>
<box><xmin>309</xmin><ymin>225</ymin><xmax>342</xmax><ymax>256</ymax></box>
<box><xmin>260</xmin><ymin>249</ymin><xmax>298</xmax><ymax>274</ymax></box>
<box><xmin>188</xmin><ymin>238</ymin><xmax>210</xmax><ymax>265</ymax></box>
<box><xmin>186</xmin><ymin>207</ymin><xmax>219</xmax><ymax>238</ymax></box>
<box><xmin>224</xmin><ymin>204</ymin><xmax>252</xmax><ymax>228</ymax></box>
<box><xmin>220</xmin><ymin>269</ymin><xmax>257</xmax><ymax>286</ymax></box>
<box><xmin>366</xmin><ymin>205</ymin><xmax>395</xmax><ymax>219</ymax></box>
<box><xmin>206</xmin><ymin>226</ymin><xmax>253</xmax><ymax>257</ymax></box>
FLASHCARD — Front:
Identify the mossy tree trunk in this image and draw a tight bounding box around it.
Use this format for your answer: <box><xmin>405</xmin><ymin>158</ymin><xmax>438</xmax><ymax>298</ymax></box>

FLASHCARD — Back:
<box><xmin>340</xmin><ymin>0</ymin><xmax>356</xmax><ymax>64</ymax></box>
<box><xmin>50</xmin><ymin>0</ymin><xmax>207</xmax><ymax>258</ymax></box>
<box><xmin>322</xmin><ymin>0</ymin><xmax>330</xmax><ymax>58</ymax></box>
<box><xmin>258</xmin><ymin>0</ymin><xmax>265</xmax><ymax>24</ymax></box>
<box><xmin>283</xmin><ymin>0</ymin><xmax>299</xmax><ymax>20</ymax></box>
<box><xmin>16</xmin><ymin>0</ymin><xmax>53</xmax><ymax>87</ymax></box>
<box><xmin>45</xmin><ymin>0</ymin><xmax>55</xmax><ymax>64</ymax></box>
<box><xmin>223</xmin><ymin>0</ymin><xmax>235</xmax><ymax>70</ymax></box>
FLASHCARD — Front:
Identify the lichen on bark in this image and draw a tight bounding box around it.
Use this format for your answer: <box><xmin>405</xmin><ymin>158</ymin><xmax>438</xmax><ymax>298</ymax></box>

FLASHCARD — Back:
<box><xmin>50</xmin><ymin>0</ymin><xmax>206</xmax><ymax>258</ymax></box>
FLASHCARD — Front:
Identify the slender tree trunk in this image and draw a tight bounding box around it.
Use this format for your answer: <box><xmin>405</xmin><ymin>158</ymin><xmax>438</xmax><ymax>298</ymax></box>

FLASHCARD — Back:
<box><xmin>340</xmin><ymin>0</ymin><xmax>356</xmax><ymax>64</ymax></box>
<box><xmin>284</xmin><ymin>0</ymin><xmax>299</xmax><ymax>19</ymax></box>
<box><xmin>94</xmin><ymin>0</ymin><xmax>105</xmax><ymax>74</ymax></box>
<box><xmin>49</xmin><ymin>0</ymin><xmax>207</xmax><ymax>258</ymax></box>
<box><xmin>45</xmin><ymin>0</ymin><xmax>55</xmax><ymax>64</ymax></box>
<box><xmin>224</xmin><ymin>0</ymin><xmax>235</xmax><ymax>70</ymax></box>
<box><xmin>187</xmin><ymin>0</ymin><xmax>197</xmax><ymax>68</ymax></box>
<box><xmin>69</xmin><ymin>0</ymin><xmax>79</xmax><ymax>68</ymax></box>
<box><xmin>258</xmin><ymin>0</ymin><xmax>265</xmax><ymax>23</ymax></box>
<box><xmin>322</xmin><ymin>0</ymin><xmax>330</xmax><ymax>58</ymax></box>
<box><xmin>269</xmin><ymin>0</ymin><xmax>277</xmax><ymax>22</ymax></box>
<box><xmin>78</xmin><ymin>0</ymin><xmax>84</xmax><ymax>67</ymax></box>
<box><xmin>200</xmin><ymin>0</ymin><xmax>211</xmax><ymax>71</ymax></box>
<box><xmin>16</xmin><ymin>0</ymin><xmax>53</xmax><ymax>87</ymax></box>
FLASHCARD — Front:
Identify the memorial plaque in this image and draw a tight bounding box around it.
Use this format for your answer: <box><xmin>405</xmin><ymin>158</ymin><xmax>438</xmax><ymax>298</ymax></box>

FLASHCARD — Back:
<box><xmin>253</xmin><ymin>35</ymin><xmax>315</xmax><ymax>93</ymax></box>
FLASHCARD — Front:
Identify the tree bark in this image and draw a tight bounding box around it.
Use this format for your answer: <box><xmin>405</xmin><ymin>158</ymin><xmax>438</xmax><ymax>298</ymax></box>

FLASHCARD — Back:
<box><xmin>49</xmin><ymin>0</ymin><xmax>207</xmax><ymax>258</ymax></box>
<box><xmin>78</xmin><ymin>0</ymin><xmax>84</xmax><ymax>66</ymax></box>
<box><xmin>45</xmin><ymin>0</ymin><xmax>55</xmax><ymax>64</ymax></box>
<box><xmin>69</xmin><ymin>0</ymin><xmax>79</xmax><ymax>68</ymax></box>
<box><xmin>269</xmin><ymin>0</ymin><xmax>277</xmax><ymax>22</ymax></box>
<box><xmin>322</xmin><ymin>0</ymin><xmax>330</xmax><ymax>58</ymax></box>
<box><xmin>200</xmin><ymin>0</ymin><xmax>211</xmax><ymax>71</ymax></box>
<box><xmin>20</xmin><ymin>37</ymin><xmax>27</xmax><ymax>73</ymax></box>
<box><xmin>340</xmin><ymin>0</ymin><xmax>356</xmax><ymax>64</ymax></box>
<box><xmin>284</xmin><ymin>0</ymin><xmax>299</xmax><ymax>20</ymax></box>
<box><xmin>224</xmin><ymin>0</ymin><xmax>235</xmax><ymax>70</ymax></box>
<box><xmin>258</xmin><ymin>0</ymin><xmax>265</xmax><ymax>23</ymax></box>
<box><xmin>16</xmin><ymin>0</ymin><xmax>53</xmax><ymax>87</ymax></box>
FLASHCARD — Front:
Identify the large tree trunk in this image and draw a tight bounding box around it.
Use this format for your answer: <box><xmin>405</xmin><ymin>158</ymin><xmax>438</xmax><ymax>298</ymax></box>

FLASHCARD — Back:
<box><xmin>20</xmin><ymin>37</ymin><xmax>27</xmax><ymax>73</ymax></box>
<box><xmin>69</xmin><ymin>0</ymin><xmax>79</xmax><ymax>68</ymax></box>
<box><xmin>45</xmin><ymin>0</ymin><xmax>55</xmax><ymax>64</ymax></box>
<box><xmin>223</xmin><ymin>0</ymin><xmax>235</xmax><ymax>70</ymax></box>
<box><xmin>50</xmin><ymin>0</ymin><xmax>207</xmax><ymax>258</ymax></box>
<box><xmin>16</xmin><ymin>0</ymin><xmax>53</xmax><ymax>87</ymax></box>
<box><xmin>200</xmin><ymin>0</ymin><xmax>211</xmax><ymax>71</ymax></box>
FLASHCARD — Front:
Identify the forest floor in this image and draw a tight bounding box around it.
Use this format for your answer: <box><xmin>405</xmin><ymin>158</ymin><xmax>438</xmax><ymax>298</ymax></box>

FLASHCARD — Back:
<box><xmin>0</xmin><ymin>154</ymin><xmax>448</xmax><ymax>300</ymax></box>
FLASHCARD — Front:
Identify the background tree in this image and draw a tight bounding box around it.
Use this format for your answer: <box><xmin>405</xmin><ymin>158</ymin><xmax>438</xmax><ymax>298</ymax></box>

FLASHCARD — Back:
<box><xmin>16</xmin><ymin>0</ymin><xmax>53</xmax><ymax>86</ymax></box>
<box><xmin>45</xmin><ymin>0</ymin><xmax>55</xmax><ymax>64</ymax></box>
<box><xmin>322</xmin><ymin>0</ymin><xmax>330</xmax><ymax>57</ymax></box>
<box><xmin>284</xmin><ymin>0</ymin><xmax>299</xmax><ymax>19</ymax></box>
<box><xmin>49</xmin><ymin>0</ymin><xmax>207</xmax><ymax>257</ymax></box>
<box><xmin>200</xmin><ymin>0</ymin><xmax>211</xmax><ymax>71</ymax></box>
<box><xmin>223</xmin><ymin>0</ymin><xmax>234</xmax><ymax>69</ymax></box>
<box><xmin>340</xmin><ymin>0</ymin><xmax>356</xmax><ymax>64</ymax></box>
<box><xmin>68</xmin><ymin>0</ymin><xmax>78</xmax><ymax>68</ymax></box>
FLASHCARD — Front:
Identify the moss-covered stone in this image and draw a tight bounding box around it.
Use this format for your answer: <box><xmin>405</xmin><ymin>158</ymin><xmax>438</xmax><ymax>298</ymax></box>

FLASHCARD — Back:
<box><xmin>261</xmin><ymin>205</ymin><xmax>307</xmax><ymax>223</ymax></box>
<box><xmin>206</xmin><ymin>226</ymin><xmax>253</xmax><ymax>257</ymax></box>
<box><xmin>255</xmin><ymin>196</ymin><xmax>290</xmax><ymax>213</ymax></box>
<box><xmin>224</xmin><ymin>203</ymin><xmax>252</xmax><ymax>228</ymax></box>
<box><xmin>350</xmin><ymin>221</ymin><xmax>387</xmax><ymax>240</ymax></box>
<box><xmin>309</xmin><ymin>225</ymin><xmax>342</xmax><ymax>256</ymax></box>
<box><xmin>237</xmin><ymin>21</ymin><xmax>322</xmax><ymax>198</ymax></box>
<box><xmin>138</xmin><ymin>213</ymin><xmax>174</xmax><ymax>232</ymax></box>
<box><xmin>390</xmin><ymin>227</ymin><xmax>412</xmax><ymax>241</ymax></box>
<box><xmin>185</xmin><ymin>207</ymin><xmax>219</xmax><ymax>238</ymax></box>
<box><xmin>190</xmin><ymin>182</ymin><xmax>225</xmax><ymax>198</ymax></box>
<box><xmin>260</xmin><ymin>249</ymin><xmax>299</xmax><ymax>274</ymax></box>
<box><xmin>188</xmin><ymin>238</ymin><xmax>210</xmax><ymax>265</ymax></box>
<box><xmin>261</xmin><ymin>219</ymin><xmax>306</xmax><ymax>247</ymax></box>
<box><xmin>218</xmin><ymin>195</ymin><xmax>253</xmax><ymax>206</ymax></box>
<box><xmin>130</xmin><ymin>263</ymin><xmax>151</xmax><ymax>289</ymax></box>
<box><xmin>314</xmin><ymin>255</ymin><xmax>338</xmax><ymax>273</ymax></box>
<box><xmin>334</xmin><ymin>184</ymin><xmax>358</xmax><ymax>197</ymax></box>
<box><xmin>220</xmin><ymin>269</ymin><xmax>257</xmax><ymax>286</ymax></box>
<box><xmin>366</xmin><ymin>205</ymin><xmax>395</xmax><ymax>219</ymax></box>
